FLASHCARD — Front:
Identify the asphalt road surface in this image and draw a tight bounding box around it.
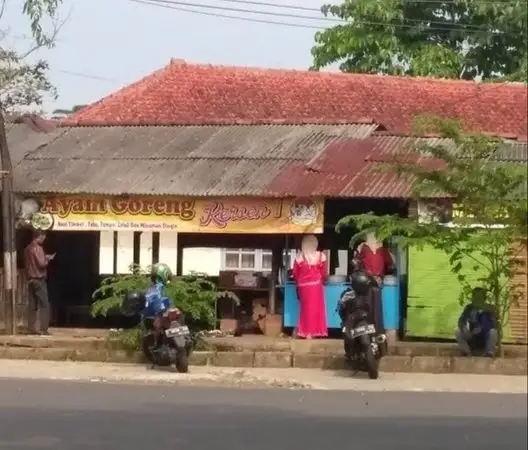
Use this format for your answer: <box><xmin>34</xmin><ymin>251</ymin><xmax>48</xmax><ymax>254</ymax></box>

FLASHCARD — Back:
<box><xmin>0</xmin><ymin>379</ymin><xmax>526</xmax><ymax>450</ymax></box>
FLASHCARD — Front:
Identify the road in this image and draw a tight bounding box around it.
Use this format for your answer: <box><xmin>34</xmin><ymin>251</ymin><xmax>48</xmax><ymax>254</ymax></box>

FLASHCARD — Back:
<box><xmin>0</xmin><ymin>379</ymin><xmax>526</xmax><ymax>450</ymax></box>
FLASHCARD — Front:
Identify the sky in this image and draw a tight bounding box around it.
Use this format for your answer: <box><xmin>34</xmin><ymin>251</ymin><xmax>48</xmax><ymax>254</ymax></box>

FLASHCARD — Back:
<box><xmin>5</xmin><ymin>0</ymin><xmax>332</xmax><ymax>113</ymax></box>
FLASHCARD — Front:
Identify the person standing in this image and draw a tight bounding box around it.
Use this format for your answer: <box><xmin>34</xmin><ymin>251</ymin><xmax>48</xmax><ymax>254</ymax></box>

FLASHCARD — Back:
<box><xmin>292</xmin><ymin>235</ymin><xmax>328</xmax><ymax>339</ymax></box>
<box><xmin>355</xmin><ymin>233</ymin><xmax>394</xmax><ymax>333</ymax></box>
<box><xmin>24</xmin><ymin>231</ymin><xmax>55</xmax><ymax>335</ymax></box>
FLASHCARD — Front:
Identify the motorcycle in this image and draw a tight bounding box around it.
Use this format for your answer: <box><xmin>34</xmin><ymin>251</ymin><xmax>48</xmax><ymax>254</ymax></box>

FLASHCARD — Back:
<box><xmin>338</xmin><ymin>268</ymin><xmax>386</xmax><ymax>379</ymax></box>
<box><xmin>122</xmin><ymin>290</ymin><xmax>193</xmax><ymax>373</ymax></box>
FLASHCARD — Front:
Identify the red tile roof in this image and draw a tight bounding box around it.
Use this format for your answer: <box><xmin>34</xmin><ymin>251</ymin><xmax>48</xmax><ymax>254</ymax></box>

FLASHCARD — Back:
<box><xmin>64</xmin><ymin>60</ymin><xmax>527</xmax><ymax>139</ymax></box>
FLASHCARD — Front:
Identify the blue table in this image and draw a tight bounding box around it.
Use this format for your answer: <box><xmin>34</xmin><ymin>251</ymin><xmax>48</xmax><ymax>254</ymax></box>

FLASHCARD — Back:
<box><xmin>381</xmin><ymin>275</ymin><xmax>400</xmax><ymax>330</ymax></box>
<box><xmin>282</xmin><ymin>281</ymin><xmax>349</xmax><ymax>329</ymax></box>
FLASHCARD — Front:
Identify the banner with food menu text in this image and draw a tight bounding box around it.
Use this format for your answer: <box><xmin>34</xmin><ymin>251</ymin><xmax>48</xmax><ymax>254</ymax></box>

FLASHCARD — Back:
<box><xmin>17</xmin><ymin>196</ymin><xmax>324</xmax><ymax>234</ymax></box>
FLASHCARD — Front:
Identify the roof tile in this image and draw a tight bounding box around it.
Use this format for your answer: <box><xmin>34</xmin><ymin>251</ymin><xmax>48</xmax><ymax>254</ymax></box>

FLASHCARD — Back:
<box><xmin>64</xmin><ymin>62</ymin><xmax>527</xmax><ymax>139</ymax></box>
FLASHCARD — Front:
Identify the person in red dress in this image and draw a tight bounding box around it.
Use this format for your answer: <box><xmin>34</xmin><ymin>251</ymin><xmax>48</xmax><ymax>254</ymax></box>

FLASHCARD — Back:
<box><xmin>292</xmin><ymin>235</ymin><xmax>328</xmax><ymax>339</ymax></box>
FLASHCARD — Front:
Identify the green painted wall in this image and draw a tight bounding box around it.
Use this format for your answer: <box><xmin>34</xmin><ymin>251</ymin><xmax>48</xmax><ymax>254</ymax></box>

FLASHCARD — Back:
<box><xmin>406</xmin><ymin>245</ymin><xmax>509</xmax><ymax>339</ymax></box>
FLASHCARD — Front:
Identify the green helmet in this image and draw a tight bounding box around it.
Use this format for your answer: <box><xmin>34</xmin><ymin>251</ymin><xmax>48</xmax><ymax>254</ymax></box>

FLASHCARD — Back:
<box><xmin>151</xmin><ymin>262</ymin><xmax>173</xmax><ymax>285</ymax></box>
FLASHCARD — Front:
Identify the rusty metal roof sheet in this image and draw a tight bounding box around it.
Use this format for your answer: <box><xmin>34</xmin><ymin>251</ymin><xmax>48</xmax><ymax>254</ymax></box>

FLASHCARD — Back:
<box><xmin>265</xmin><ymin>136</ymin><xmax>528</xmax><ymax>198</ymax></box>
<box><xmin>14</xmin><ymin>124</ymin><xmax>377</xmax><ymax>195</ymax></box>
<box><xmin>14</xmin><ymin>124</ymin><xmax>523</xmax><ymax>198</ymax></box>
<box><xmin>365</xmin><ymin>135</ymin><xmax>527</xmax><ymax>162</ymax></box>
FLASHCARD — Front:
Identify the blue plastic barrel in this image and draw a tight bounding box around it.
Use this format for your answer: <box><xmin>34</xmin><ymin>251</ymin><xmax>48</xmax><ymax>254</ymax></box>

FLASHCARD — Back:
<box><xmin>381</xmin><ymin>275</ymin><xmax>400</xmax><ymax>330</ymax></box>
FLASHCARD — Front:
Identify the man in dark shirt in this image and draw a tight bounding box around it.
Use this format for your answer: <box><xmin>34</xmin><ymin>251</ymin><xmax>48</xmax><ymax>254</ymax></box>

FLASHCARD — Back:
<box><xmin>456</xmin><ymin>287</ymin><xmax>497</xmax><ymax>357</ymax></box>
<box><xmin>24</xmin><ymin>231</ymin><xmax>55</xmax><ymax>335</ymax></box>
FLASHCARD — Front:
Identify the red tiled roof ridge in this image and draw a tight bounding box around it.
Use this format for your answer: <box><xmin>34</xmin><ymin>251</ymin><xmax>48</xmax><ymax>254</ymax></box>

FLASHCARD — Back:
<box><xmin>167</xmin><ymin>59</ymin><xmax>528</xmax><ymax>88</ymax></box>
<box><xmin>63</xmin><ymin>60</ymin><xmax>527</xmax><ymax>138</ymax></box>
<box><xmin>57</xmin><ymin>118</ymin><xmax>384</xmax><ymax>130</ymax></box>
<box><xmin>57</xmin><ymin>119</ymin><xmax>379</xmax><ymax>128</ymax></box>
<box><xmin>71</xmin><ymin>64</ymin><xmax>170</xmax><ymax>121</ymax></box>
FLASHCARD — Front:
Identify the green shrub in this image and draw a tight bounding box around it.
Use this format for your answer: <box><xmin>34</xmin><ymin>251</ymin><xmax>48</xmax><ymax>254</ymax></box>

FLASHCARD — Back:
<box><xmin>91</xmin><ymin>265</ymin><xmax>239</xmax><ymax>349</ymax></box>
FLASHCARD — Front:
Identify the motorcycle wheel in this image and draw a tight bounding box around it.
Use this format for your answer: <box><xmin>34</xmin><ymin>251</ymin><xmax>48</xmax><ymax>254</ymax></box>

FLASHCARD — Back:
<box><xmin>360</xmin><ymin>335</ymin><xmax>379</xmax><ymax>380</ymax></box>
<box><xmin>142</xmin><ymin>334</ymin><xmax>156</xmax><ymax>365</ymax></box>
<box><xmin>175</xmin><ymin>349</ymin><xmax>189</xmax><ymax>373</ymax></box>
<box><xmin>344</xmin><ymin>337</ymin><xmax>352</xmax><ymax>360</ymax></box>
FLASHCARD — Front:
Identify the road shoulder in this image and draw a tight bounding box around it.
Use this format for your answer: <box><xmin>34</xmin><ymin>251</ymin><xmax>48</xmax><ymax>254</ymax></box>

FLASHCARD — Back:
<box><xmin>1</xmin><ymin>359</ymin><xmax>526</xmax><ymax>393</ymax></box>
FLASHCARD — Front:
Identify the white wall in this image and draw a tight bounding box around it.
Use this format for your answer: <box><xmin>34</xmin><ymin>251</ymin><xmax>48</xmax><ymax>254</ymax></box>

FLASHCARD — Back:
<box><xmin>182</xmin><ymin>248</ymin><xmax>222</xmax><ymax>276</ymax></box>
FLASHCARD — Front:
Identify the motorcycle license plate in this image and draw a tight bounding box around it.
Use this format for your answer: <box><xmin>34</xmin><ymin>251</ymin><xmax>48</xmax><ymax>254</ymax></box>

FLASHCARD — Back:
<box><xmin>349</xmin><ymin>324</ymin><xmax>376</xmax><ymax>337</ymax></box>
<box><xmin>165</xmin><ymin>325</ymin><xmax>190</xmax><ymax>338</ymax></box>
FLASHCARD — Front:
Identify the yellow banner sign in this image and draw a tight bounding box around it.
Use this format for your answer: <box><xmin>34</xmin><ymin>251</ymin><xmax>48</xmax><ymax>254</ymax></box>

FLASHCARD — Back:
<box><xmin>20</xmin><ymin>196</ymin><xmax>324</xmax><ymax>234</ymax></box>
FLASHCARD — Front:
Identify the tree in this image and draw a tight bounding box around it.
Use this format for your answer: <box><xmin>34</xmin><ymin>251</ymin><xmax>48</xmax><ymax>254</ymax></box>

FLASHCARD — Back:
<box><xmin>0</xmin><ymin>0</ymin><xmax>63</xmax><ymax>335</ymax></box>
<box><xmin>0</xmin><ymin>0</ymin><xmax>64</xmax><ymax>112</ymax></box>
<box><xmin>311</xmin><ymin>0</ymin><xmax>528</xmax><ymax>81</ymax></box>
<box><xmin>336</xmin><ymin>117</ymin><xmax>527</xmax><ymax>346</ymax></box>
<box><xmin>52</xmin><ymin>104</ymin><xmax>88</xmax><ymax>116</ymax></box>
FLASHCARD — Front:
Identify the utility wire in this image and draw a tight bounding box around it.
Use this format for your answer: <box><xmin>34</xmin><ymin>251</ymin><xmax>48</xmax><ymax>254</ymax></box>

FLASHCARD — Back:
<box><xmin>59</xmin><ymin>70</ymin><xmax>121</xmax><ymax>83</ymax></box>
<box><xmin>130</xmin><ymin>0</ymin><xmax>514</xmax><ymax>35</ymax></box>
<box><xmin>137</xmin><ymin>0</ymin><xmax>342</xmax><ymax>23</ymax></box>
<box><xmin>215</xmin><ymin>0</ymin><xmax>523</xmax><ymax>7</ymax></box>
<box><xmin>129</xmin><ymin>0</ymin><xmax>322</xmax><ymax>29</ymax></box>
<box><xmin>214</xmin><ymin>0</ymin><xmax>520</xmax><ymax>31</ymax></box>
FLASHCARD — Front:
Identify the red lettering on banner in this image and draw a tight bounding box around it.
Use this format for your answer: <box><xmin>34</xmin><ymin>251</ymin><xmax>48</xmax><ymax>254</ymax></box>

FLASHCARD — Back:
<box><xmin>199</xmin><ymin>201</ymin><xmax>271</xmax><ymax>229</ymax></box>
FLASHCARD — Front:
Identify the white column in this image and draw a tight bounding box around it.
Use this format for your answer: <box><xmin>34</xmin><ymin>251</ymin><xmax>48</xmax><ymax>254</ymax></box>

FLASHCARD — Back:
<box><xmin>335</xmin><ymin>249</ymin><xmax>349</xmax><ymax>276</ymax></box>
<box><xmin>139</xmin><ymin>231</ymin><xmax>153</xmax><ymax>271</ymax></box>
<box><xmin>98</xmin><ymin>231</ymin><xmax>115</xmax><ymax>274</ymax></box>
<box><xmin>116</xmin><ymin>231</ymin><xmax>134</xmax><ymax>274</ymax></box>
<box><xmin>158</xmin><ymin>231</ymin><xmax>178</xmax><ymax>274</ymax></box>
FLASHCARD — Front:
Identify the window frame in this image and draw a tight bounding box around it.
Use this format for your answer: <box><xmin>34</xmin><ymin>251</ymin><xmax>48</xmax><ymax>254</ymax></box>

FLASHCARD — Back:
<box><xmin>222</xmin><ymin>248</ymin><xmax>263</xmax><ymax>271</ymax></box>
<box><xmin>222</xmin><ymin>248</ymin><xmax>295</xmax><ymax>272</ymax></box>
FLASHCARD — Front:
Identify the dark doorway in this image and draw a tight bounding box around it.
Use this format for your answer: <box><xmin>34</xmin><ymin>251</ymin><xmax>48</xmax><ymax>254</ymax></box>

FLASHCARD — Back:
<box><xmin>45</xmin><ymin>231</ymin><xmax>99</xmax><ymax>326</ymax></box>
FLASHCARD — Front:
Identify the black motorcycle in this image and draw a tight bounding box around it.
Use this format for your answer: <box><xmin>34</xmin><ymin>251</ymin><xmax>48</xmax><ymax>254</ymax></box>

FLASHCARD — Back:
<box><xmin>122</xmin><ymin>290</ymin><xmax>193</xmax><ymax>373</ymax></box>
<box><xmin>338</xmin><ymin>270</ymin><xmax>386</xmax><ymax>379</ymax></box>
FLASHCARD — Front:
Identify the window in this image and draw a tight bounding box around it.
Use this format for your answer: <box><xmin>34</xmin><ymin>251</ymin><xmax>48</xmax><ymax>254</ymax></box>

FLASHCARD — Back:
<box><xmin>261</xmin><ymin>251</ymin><xmax>272</xmax><ymax>271</ymax></box>
<box><xmin>223</xmin><ymin>249</ymin><xmax>264</xmax><ymax>271</ymax></box>
<box><xmin>223</xmin><ymin>249</ymin><xmax>296</xmax><ymax>272</ymax></box>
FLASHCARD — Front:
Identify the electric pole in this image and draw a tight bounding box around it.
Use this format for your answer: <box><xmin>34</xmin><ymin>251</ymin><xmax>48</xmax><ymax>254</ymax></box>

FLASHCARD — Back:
<box><xmin>0</xmin><ymin>110</ymin><xmax>17</xmax><ymax>335</ymax></box>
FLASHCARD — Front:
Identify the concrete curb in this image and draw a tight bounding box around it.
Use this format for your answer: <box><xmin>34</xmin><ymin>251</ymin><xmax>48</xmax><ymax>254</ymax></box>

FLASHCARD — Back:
<box><xmin>2</xmin><ymin>335</ymin><xmax>526</xmax><ymax>358</ymax></box>
<box><xmin>0</xmin><ymin>347</ymin><xmax>525</xmax><ymax>376</ymax></box>
<box><xmin>204</xmin><ymin>338</ymin><xmax>528</xmax><ymax>358</ymax></box>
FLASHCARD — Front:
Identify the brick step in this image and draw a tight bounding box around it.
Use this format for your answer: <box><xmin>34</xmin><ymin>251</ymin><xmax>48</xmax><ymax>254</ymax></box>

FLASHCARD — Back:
<box><xmin>0</xmin><ymin>347</ymin><xmax>525</xmax><ymax>376</ymax></box>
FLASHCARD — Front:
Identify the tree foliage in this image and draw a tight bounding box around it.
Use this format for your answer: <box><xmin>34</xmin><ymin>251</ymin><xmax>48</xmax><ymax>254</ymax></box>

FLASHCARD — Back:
<box><xmin>336</xmin><ymin>117</ymin><xmax>527</xmax><ymax>344</ymax></box>
<box><xmin>90</xmin><ymin>265</ymin><xmax>240</xmax><ymax>349</ymax></box>
<box><xmin>0</xmin><ymin>46</ymin><xmax>55</xmax><ymax>112</ymax></box>
<box><xmin>52</xmin><ymin>104</ymin><xmax>87</xmax><ymax>115</ymax></box>
<box><xmin>312</xmin><ymin>0</ymin><xmax>527</xmax><ymax>81</ymax></box>
<box><xmin>0</xmin><ymin>0</ymin><xmax>63</xmax><ymax>112</ymax></box>
<box><xmin>22</xmin><ymin>0</ymin><xmax>62</xmax><ymax>47</ymax></box>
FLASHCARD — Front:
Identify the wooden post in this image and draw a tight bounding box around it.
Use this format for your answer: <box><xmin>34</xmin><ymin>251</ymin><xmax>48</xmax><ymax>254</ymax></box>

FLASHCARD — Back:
<box><xmin>262</xmin><ymin>244</ymin><xmax>283</xmax><ymax>337</ymax></box>
<box><xmin>0</xmin><ymin>111</ymin><xmax>16</xmax><ymax>334</ymax></box>
<box><xmin>268</xmin><ymin>245</ymin><xmax>283</xmax><ymax>315</ymax></box>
